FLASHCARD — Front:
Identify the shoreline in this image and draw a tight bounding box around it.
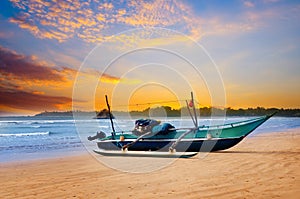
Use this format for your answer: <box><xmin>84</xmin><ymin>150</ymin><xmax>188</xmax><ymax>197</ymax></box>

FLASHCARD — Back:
<box><xmin>2</xmin><ymin>128</ymin><xmax>299</xmax><ymax>164</ymax></box>
<box><xmin>1</xmin><ymin>116</ymin><xmax>299</xmax><ymax>165</ymax></box>
<box><xmin>1</xmin><ymin>128</ymin><xmax>299</xmax><ymax>198</ymax></box>
<box><xmin>1</xmin><ymin>126</ymin><xmax>299</xmax><ymax>165</ymax></box>
<box><xmin>0</xmin><ymin>149</ymin><xmax>88</xmax><ymax>166</ymax></box>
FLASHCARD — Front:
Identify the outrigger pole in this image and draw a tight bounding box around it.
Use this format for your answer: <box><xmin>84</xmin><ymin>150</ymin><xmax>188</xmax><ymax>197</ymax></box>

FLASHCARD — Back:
<box><xmin>186</xmin><ymin>92</ymin><xmax>198</xmax><ymax>128</ymax></box>
<box><xmin>190</xmin><ymin>92</ymin><xmax>198</xmax><ymax>127</ymax></box>
<box><xmin>169</xmin><ymin>92</ymin><xmax>198</xmax><ymax>152</ymax></box>
<box><xmin>105</xmin><ymin>95</ymin><xmax>115</xmax><ymax>138</ymax></box>
<box><xmin>185</xmin><ymin>100</ymin><xmax>196</xmax><ymax>127</ymax></box>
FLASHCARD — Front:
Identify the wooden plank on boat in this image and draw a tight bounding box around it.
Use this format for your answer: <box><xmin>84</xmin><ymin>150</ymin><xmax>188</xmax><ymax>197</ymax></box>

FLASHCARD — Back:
<box><xmin>93</xmin><ymin>149</ymin><xmax>198</xmax><ymax>158</ymax></box>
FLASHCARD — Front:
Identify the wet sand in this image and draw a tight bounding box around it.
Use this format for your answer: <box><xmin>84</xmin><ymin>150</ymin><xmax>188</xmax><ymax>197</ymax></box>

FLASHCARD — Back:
<box><xmin>1</xmin><ymin>128</ymin><xmax>299</xmax><ymax>198</ymax></box>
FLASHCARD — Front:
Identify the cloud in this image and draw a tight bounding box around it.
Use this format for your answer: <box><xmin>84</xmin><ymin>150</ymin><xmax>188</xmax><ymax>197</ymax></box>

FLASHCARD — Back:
<box><xmin>0</xmin><ymin>45</ymin><xmax>142</xmax><ymax>113</ymax></box>
<box><xmin>8</xmin><ymin>0</ymin><xmax>300</xmax><ymax>44</ymax></box>
<box><xmin>0</xmin><ymin>31</ymin><xmax>14</xmax><ymax>39</ymax></box>
<box><xmin>0</xmin><ymin>88</ymin><xmax>73</xmax><ymax>111</ymax></box>
<box><xmin>0</xmin><ymin>45</ymin><xmax>137</xmax><ymax>88</ymax></box>
<box><xmin>244</xmin><ymin>1</ymin><xmax>255</xmax><ymax>8</ymax></box>
<box><xmin>263</xmin><ymin>0</ymin><xmax>280</xmax><ymax>3</ymax></box>
<box><xmin>9</xmin><ymin>0</ymin><xmax>203</xmax><ymax>43</ymax></box>
<box><xmin>0</xmin><ymin>46</ymin><xmax>78</xmax><ymax>113</ymax></box>
<box><xmin>200</xmin><ymin>17</ymin><xmax>258</xmax><ymax>36</ymax></box>
<box><xmin>0</xmin><ymin>46</ymin><xmax>68</xmax><ymax>82</ymax></box>
<box><xmin>9</xmin><ymin>17</ymin><xmax>40</xmax><ymax>35</ymax></box>
<box><xmin>100</xmin><ymin>73</ymin><xmax>141</xmax><ymax>85</ymax></box>
<box><xmin>100</xmin><ymin>73</ymin><xmax>121</xmax><ymax>84</ymax></box>
<box><xmin>199</xmin><ymin>2</ymin><xmax>300</xmax><ymax>37</ymax></box>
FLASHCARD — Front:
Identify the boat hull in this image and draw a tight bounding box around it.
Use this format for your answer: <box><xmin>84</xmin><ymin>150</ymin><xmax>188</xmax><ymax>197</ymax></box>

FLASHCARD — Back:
<box><xmin>94</xmin><ymin>113</ymin><xmax>275</xmax><ymax>153</ymax></box>
<box><xmin>97</xmin><ymin>137</ymin><xmax>244</xmax><ymax>152</ymax></box>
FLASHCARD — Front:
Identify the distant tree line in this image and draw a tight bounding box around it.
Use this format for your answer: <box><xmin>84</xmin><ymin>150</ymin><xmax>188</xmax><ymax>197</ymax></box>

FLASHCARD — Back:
<box><xmin>125</xmin><ymin>106</ymin><xmax>300</xmax><ymax>117</ymax></box>
<box><xmin>34</xmin><ymin>111</ymin><xmax>74</xmax><ymax>117</ymax></box>
<box><xmin>35</xmin><ymin>107</ymin><xmax>300</xmax><ymax>117</ymax></box>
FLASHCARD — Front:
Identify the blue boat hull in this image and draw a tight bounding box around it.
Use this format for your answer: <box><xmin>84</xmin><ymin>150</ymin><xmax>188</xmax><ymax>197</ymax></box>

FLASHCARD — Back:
<box><xmin>94</xmin><ymin>113</ymin><xmax>276</xmax><ymax>153</ymax></box>
<box><xmin>97</xmin><ymin>137</ymin><xmax>244</xmax><ymax>152</ymax></box>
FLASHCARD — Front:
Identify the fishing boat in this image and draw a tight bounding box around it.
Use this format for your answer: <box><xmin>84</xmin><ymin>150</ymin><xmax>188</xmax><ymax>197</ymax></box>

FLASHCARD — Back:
<box><xmin>89</xmin><ymin>94</ymin><xmax>275</xmax><ymax>158</ymax></box>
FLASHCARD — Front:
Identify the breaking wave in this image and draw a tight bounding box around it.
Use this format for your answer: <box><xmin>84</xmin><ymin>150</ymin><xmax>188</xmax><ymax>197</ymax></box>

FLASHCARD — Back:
<box><xmin>0</xmin><ymin>131</ymin><xmax>51</xmax><ymax>137</ymax></box>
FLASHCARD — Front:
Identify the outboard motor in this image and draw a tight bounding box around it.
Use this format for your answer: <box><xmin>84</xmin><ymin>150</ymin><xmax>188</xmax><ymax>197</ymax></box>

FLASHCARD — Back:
<box><xmin>87</xmin><ymin>131</ymin><xmax>106</xmax><ymax>141</ymax></box>
<box><xmin>132</xmin><ymin>119</ymin><xmax>175</xmax><ymax>136</ymax></box>
<box><xmin>132</xmin><ymin>119</ymin><xmax>161</xmax><ymax>136</ymax></box>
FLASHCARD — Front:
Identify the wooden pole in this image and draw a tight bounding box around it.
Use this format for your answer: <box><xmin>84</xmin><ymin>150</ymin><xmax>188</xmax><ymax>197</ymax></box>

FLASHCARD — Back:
<box><xmin>105</xmin><ymin>95</ymin><xmax>115</xmax><ymax>135</ymax></box>
<box><xmin>186</xmin><ymin>100</ymin><xmax>196</xmax><ymax>127</ymax></box>
<box><xmin>191</xmin><ymin>92</ymin><xmax>198</xmax><ymax>127</ymax></box>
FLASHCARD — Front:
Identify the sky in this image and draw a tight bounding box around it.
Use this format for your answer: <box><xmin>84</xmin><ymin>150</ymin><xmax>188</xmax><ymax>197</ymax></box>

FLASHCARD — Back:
<box><xmin>0</xmin><ymin>0</ymin><xmax>299</xmax><ymax>116</ymax></box>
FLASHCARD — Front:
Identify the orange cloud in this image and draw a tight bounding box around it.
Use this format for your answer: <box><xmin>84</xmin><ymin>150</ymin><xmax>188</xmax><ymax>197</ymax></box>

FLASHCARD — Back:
<box><xmin>10</xmin><ymin>0</ymin><xmax>299</xmax><ymax>43</ymax></box>
<box><xmin>9</xmin><ymin>0</ymin><xmax>203</xmax><ymax>43</ymax></box>
<box><xmin>0</xmin><ymin>89</ymin><xmax>73</xmax><ymax>112</ymax></box>
<box><xmin>0</xmin><ymin>46</ymin><xmax>72</xmax><ymax>83</ymax></box>
<box><xmin>99</xmin><ymin>73</ymin><xmax>141</xmax><ymax>85</ymax></box>
<box><xmin>0</xmin><ymin>46</ymin><xmax>77</xmax><ymax>114</ymax></box>
<box><xmin>100</xmin><ymin>74</ymin><xmax>121</xmax><ymax>84</ymax></box>
<box><xmin>76</xmin><ymin>17</ymin><xmax>96</xmax><ymax>27</ymax></box>
<box><xmin>9</xmin><ymin>17</ymin><xmax>40</xmax><ymax>35</ymax></box>
<box><xmin>32</xmin><ymin>91</ymin><xmax>45</xmax><ymax>95</ymax></box>
<box><xmin>0</xmin><ymin>45</ymin><xmax>142</xmax><ymax>114</ymax></box>
<box><xmin>9</xmin><ymin>15</ymin><xmax>68</xmax><ymax>42</ymax></box>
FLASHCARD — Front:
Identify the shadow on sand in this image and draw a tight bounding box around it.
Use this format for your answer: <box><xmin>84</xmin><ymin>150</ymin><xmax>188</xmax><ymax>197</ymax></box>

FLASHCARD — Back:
<box><xmin>212</xmin><ymin>150</ymin><xmax>300</xmax><ymax>155</ymax></box>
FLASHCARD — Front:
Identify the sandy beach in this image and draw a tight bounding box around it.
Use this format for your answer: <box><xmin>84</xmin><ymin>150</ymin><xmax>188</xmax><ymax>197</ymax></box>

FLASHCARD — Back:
<box><xmin>1</xmin><ymin>128</ymin><xmax>299</xmax><ymax>199</ymax></box>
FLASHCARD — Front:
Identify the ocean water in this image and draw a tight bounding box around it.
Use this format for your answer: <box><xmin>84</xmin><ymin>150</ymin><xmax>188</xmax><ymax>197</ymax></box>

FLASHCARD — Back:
<box><xmin>0</xmin><ymin>116</ymin><xmax>299</xmax><ymax>163</ymax></box>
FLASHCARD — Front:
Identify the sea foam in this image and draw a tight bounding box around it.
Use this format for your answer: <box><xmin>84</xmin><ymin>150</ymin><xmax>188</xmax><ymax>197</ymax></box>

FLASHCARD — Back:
<box><xmin>0</xmin><ymin>131</ymin><xmax>50</xmax><ymax>137</ymax></box>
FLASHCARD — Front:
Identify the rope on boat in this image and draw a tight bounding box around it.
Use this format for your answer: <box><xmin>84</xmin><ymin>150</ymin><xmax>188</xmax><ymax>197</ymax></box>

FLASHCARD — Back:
<box><xmin>109</xmin><ymin>99</ymin><xmax>209</xmax><ymax>109</ymax></box>
<box><xmin>110</xmin><ymin>99</ymin><xmax>187</xmax><ymax>108</ymax></box>
<box><xmin>121</xmin><ymin>131</ymin><xmax>153</xmax><ymax>150</ymax></box>
<box><xmin>169</xmin><ymin>128</ymin><xmax>197</xmax><ymax>152</ymax></box>
<box><xmin>113</xmin><ymin>115</ymin><xmax>268</xmax><ymax>135</ymax></box>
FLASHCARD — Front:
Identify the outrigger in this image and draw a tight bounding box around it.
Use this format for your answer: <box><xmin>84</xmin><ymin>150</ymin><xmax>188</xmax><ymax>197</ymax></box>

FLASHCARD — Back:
<box><xmin>88</xmin><ymin>93</ymin><xmax>275</xmax><ymax>158</ymax></box>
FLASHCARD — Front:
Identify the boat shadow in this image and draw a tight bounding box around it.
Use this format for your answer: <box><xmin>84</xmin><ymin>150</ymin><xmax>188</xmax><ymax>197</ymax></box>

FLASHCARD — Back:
<box><xmin>212</xmin><ymin>150</ymin><xmax>300</xmax><ymax>155</ymax></box>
